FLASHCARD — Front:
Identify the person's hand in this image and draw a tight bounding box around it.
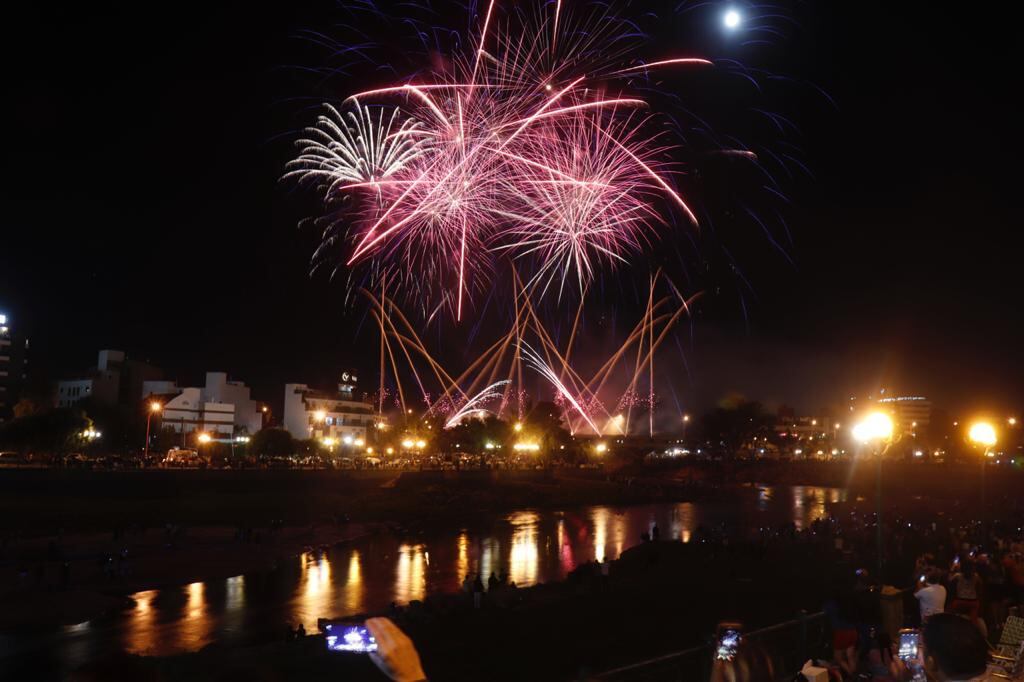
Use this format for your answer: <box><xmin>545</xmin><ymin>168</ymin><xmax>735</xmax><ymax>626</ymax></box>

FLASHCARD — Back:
<box><xmin>366</xmin><ymin>617</ymin><xmax>427</xmax><ymax>682</ymax></box>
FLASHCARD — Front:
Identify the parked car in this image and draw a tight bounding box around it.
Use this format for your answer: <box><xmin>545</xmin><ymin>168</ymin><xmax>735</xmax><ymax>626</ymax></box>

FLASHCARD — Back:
<box><xmin>162</xmin><ymin>448</ymin><xmax>207</xmax><ymax>468</ymax></box>
<box><xmin>0</xmin><ymin>451</ymin><xmax>28</xmax><ymax>467</ymax></box>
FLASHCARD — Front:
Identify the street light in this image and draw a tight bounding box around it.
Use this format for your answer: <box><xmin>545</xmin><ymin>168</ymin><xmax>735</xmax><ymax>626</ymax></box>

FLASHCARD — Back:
<box><xmin>852</xmin><ymin>410</ymin><xmax>894</xmax><ymax>577</ymax></box>
<box><xmin>197</xmin><ymin>432</ymin><xmax>212</xmax><ymax>444</ymax></box>
<box><xmin>969</xmin><ymin>421</ymin><xmax>997</xmax><ymax>449</ymax></box>
<box><xmin>145</xmin><ymin>401</ymin><xmax>162</xmax><ymax>459</ymax></box>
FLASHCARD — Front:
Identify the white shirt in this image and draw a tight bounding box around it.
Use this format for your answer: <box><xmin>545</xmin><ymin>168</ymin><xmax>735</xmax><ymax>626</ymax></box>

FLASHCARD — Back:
<box><xmin>915</xmin><ymin>583</ymin><xmax>947</xmax><ymax>619</ymax></box>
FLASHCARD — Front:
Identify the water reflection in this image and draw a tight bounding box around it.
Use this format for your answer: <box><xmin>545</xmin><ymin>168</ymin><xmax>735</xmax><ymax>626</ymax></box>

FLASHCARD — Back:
<box><xmin>396</xmin><ymin>544</ymin><xmax>426</xmax><ymax>603</ymax></box>
<box><xmin>790</xmin><ymin>486</ymin><xmax>848</xmax><ymax>529</ymax></box>
<box><xmin>175</xmin><ymin>581</ymin><xmax>212</xmax><ymax>651</ymax></box>
<box><xmin>344</xmin><ymin>550</ymin><xmax>364</xmax><ymax>614</ymax></box>
<box><xmin>593</xmin><ymin>508</ymin><xmax>608</xmax><ymax>562</ymax></box>
<box><xmin>508</xmin><ymin>511</ymin><xmax>539</xmax><ymax>585</ymax></box>
<box><xmin>124</xmin><ymin>590</ymin><xmax>158</xmax><ymax>655</ymax></box>
<box><xmin>296</xmin><ymin>551</ymin><xmax>335</xmax><ymax>628</ymax></box>
<box><xmin>51</xmin><ymin>488</ymin><xmax>851</xmax><ymax>663</ymax></box>
<box><xmin>223</xmin><ymin>575</ymin><xmax>245</xmax><ymax>634</ymax></box>
<box><xmin>456</xmin><ymin>533</ymin><xmax>469</xmax><ymax>585</ymax></box>
<box><xmin>673</xmin><ymin>503</ymin><xmax>697</xmax><ymax>543</ymax></box>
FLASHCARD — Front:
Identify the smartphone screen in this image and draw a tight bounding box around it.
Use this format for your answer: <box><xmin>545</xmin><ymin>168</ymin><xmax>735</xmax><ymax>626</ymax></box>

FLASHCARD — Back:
<box><xmin>716</xmin><ymin>629</ymin><xmax>741</xmax><ymax>661</ymax></box>
<box><xmin>898</xmin><ymin>630</ymin><xmax>919</xmax><ymax>661</ymax></box>
<box><xmin>324</xmin><ymin>623</ymin><xmax>378</xmax><ymax>653</ymax></box>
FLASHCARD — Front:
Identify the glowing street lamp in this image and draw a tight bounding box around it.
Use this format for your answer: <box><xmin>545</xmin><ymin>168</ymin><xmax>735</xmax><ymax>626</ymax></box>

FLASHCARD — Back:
<box><xmin>197</xmin><ymin>432</ymin><xmax>212</xmax><ymax>444</ymax></box>
<box><xmin>969</xmin><ymin>421</ymin><xmax>997</xmax><ymax>450</ymax></box>
<box><xmin>401</xmin><ymin>439</ymin><xmax>415</xmax><ymax>450</ymax></box>
<box><xmin>851</xmin><ymin>410</ymin><xmax>894</xmax><ymax>576</ymax></box>
<box><xmin>145</xmin><ymin>401</ymin><xmax>162</xmax><ymax>459</ymax></box>
<box><xmin>852</xmin><ymin>411</ymin><xmax>894</xmax><ymax>445</ymax></box>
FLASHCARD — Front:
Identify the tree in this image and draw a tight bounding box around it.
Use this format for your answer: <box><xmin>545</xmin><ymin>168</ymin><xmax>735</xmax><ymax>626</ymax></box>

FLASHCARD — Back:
<box><xmin>699</xmin><ymin>398</ymin><xmax>773</xmax><ymax>455</ymax></box>
<box><xmin>0</xmin><ymin>408</ymin><xmax>91</xmax><ymax>453</ymax></box>
<box><xmin>250</xmin><ymin>428</ymin><xmax>297</xmax><ymax>456</ymax></box>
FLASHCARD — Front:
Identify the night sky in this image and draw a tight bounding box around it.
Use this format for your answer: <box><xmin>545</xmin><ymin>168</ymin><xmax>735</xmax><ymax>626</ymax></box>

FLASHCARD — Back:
<box><xmin>2</xmin><ymin>1</ymin><xmax>1020</xmax><ymax>416</ymax></box>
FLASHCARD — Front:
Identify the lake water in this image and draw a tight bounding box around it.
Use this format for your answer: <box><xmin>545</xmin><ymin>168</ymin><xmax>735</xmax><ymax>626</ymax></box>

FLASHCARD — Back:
<box><xmin>0</xmin><ymin>484</ymin><xmax>846</xmax><ymax>677</ymax></box>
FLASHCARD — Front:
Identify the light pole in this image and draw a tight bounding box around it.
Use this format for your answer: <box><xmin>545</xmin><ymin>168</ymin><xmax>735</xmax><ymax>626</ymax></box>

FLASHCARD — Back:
<box><xmin>968</xmin><ymin>421</ymin><xmax>997</xmax><ymax>516</ymax></box>
<box><xmin>852</xmin><ymin>411</ymin><xmax>894</xmax><ymax>578</ymax></box>
<box><xmin>145</xmin><ymin>401</ymin><xmax>162</xmax><ymax>460</ymax></box>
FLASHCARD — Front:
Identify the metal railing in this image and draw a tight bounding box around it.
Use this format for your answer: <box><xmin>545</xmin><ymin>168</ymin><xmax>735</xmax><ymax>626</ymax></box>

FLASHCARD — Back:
<box><xmin>593</xmin><ymin>611</ymin><xmax>828</xmax><ymax>682</ymax></box>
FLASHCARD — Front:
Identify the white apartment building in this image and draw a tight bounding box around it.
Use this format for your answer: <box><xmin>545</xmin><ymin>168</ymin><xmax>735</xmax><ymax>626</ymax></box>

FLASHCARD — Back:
<box><xmin>149</xmin><ymin>372</ymin><xmax>261</xmax><ymax>436</ymax></box>
<box><xmin>283</xmin><ymin>379</ymin><xmax>378</xmax><ymax>443</ymax></box>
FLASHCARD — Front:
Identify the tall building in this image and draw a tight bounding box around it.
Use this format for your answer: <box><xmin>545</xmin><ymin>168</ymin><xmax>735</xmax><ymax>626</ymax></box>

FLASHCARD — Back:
<box><xmin>148</xmin><ymin>372</ymin><xmax>262</xmax><ymax>436</ymax></box>
<box><xmin>877</xmin><ymin>395</ymin><xmax>932</xmax><ymax>434</ymax></box>
<box><xmin>56</xmin><ymin>350</ymin><xmax>162</xmax><ymax>408</ymax></box>
<box><xmin>283</xmin><ymin>373</ymin><xmax>378</xmax><ymax>443</ymax></box>
<box><xmin>0</xmin><ymin>311</ymin><xmax>29</xmax><ymax>423</ymax></box>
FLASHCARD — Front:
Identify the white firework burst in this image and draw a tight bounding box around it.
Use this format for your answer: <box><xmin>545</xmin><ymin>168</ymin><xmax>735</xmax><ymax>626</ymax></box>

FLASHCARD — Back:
<box><xmin>284</xmin><ymin>103</ymin><xmax>429</xmax><ymax>197</ymax></box>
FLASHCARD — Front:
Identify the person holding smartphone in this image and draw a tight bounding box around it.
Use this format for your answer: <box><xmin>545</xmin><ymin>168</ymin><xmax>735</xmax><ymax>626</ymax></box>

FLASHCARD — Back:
<box><xmin>365</xmin><ymin>617</ymin><xmax>429</xmax><ymax>682</ymax></box>
<box><xmin>914</xmin><ymin>569</ymin><xmax>947</xmax><ymax>623</ymax></box>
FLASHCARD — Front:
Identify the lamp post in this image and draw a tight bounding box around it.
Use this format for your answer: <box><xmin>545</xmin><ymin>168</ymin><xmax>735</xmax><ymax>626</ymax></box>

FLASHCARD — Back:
<box><xmin>145</xmin><ymin>401</ymin><xmax>162</xmax><ymax>460</ymax></box>
<box><xmin>968</xmin><ymin>421</ymin><xmax>997</xmax><ymax>516</ymax></box>
<box><xmin>852</xmin><ymin>411</ymin><xmax>894</xmax><ymax>578</ymax></box>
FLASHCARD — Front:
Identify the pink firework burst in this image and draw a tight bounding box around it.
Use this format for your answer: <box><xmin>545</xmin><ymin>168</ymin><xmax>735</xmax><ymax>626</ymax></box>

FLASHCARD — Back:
<box><xmin>288</xmin><ymin>1</ymin><xmax>707</xmax><ymax>319</ymax></box>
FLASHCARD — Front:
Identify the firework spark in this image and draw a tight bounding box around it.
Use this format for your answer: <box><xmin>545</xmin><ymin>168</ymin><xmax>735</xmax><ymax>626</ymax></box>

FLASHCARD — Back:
<box><xmin>444</xmin><ymin>380</ymin><xmax>511</xmax><ymax>428</ymax></box>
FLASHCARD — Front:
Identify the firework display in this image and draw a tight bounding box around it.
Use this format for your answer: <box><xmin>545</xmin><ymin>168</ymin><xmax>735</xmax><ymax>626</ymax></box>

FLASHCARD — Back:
<box><xmin>288</xmin><ymin>0</ymin><xmax>708</xmax><ymax>318</ymax></box>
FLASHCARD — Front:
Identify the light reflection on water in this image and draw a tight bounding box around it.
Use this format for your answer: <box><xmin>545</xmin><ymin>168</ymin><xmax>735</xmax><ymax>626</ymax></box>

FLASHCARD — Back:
<box><xmin>39</xmin><ymin>487</ymin><xmax>848</xmax><ymax>662</ymax></box>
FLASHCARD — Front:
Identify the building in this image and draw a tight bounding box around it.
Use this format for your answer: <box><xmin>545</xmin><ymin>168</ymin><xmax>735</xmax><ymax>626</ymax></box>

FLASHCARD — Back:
<box><xmin>877</xmin><ymin>395</ymin><xmax>932</xmax><ymax>434</ymax></box>
<box><xmin>149</xmin><ymin>372</ymin><xmax>262</xmax><ymax>436</ymax></box>
<box><xmin>56</xmin><ymin>349</ymin><xmax>162</xmax><ymax>408</ymax></box>
<box><xmin>283</xmin><ymin>374</ymin><xmax>378</xmax><ymax>443</ymax></box>
<box><xmin>0</xmin><ymin>311</ymin><xmax>29</xmax><ymax>423</ymax></box>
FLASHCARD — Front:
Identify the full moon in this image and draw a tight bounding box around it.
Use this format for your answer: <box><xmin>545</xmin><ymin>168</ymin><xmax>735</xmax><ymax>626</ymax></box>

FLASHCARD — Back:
<box><xmin>724</xmin><ymin>9</ymin><xmax>741</xmax><ymax>29</ymax></box>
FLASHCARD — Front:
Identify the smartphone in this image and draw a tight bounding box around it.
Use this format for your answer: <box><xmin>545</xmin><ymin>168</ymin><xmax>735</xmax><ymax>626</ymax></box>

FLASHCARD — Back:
<box><xmin>898</xmin><ymin>628</ymin><xmax>920</xmax><ymax>662</ymax></box>
<box><xmin>324</xmin><ymin>622</ymin><xmax>378</xmax><ymax>653</ymax></box>
<box><xmin>716</xmin><ymin>627</ymin><xmax>742</xmax><ymax>661</ymax></box>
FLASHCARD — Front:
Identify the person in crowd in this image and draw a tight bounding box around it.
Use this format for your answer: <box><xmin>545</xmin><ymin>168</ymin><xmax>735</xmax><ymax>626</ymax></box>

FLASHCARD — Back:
<box><xmin>366</xmin><ymin>617</ymin><xmax>429</xmax><ymax>682</ymax></box>
<box><xmin>915</xmin><ymin>569</ymin><xmax>947</xmax><ymax>622</ymax></box>
<box><xmin>472</xmin><ymin>573</ymin><xmax>484</xmax><ymax>608</ymax></box>
<box><xmin>948</xmin><ymin>559</ymin><xmax>983</xmax><ymax>621</ymax></box>
<box><xmin>865</xmin><ymin>630</ymin><xmax>900</xmax><ymax>681</ymax></box>
<box><xmin>900</xmin><ymin>612</ymin><xmax>991</xmax><ymax>681</ymax></box>
<box><xmin>823</xmin><ymin>586</ymin><xmax>858</xmax><ymax>679</ymax></box>
<box><xmin>488</xmin><ymin>571</ymin><xmax>499</xmax><ymax>592</ymax></box>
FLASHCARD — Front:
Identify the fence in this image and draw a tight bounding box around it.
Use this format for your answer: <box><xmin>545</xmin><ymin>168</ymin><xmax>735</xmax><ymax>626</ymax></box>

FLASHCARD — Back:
<box><xmin>593</xmin><ymin>611</ymin><xmax>829</xmax><ymax>682</ymax></box>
